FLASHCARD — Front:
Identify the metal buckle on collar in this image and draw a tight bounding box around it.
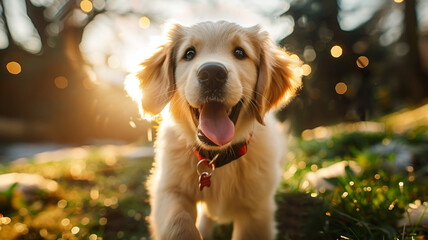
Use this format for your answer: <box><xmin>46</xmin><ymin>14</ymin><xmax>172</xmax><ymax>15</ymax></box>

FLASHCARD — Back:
<box><xmin>196</xmin><ymin>154</ymin><xmax>218</xmax><ymax>191</ymax></box>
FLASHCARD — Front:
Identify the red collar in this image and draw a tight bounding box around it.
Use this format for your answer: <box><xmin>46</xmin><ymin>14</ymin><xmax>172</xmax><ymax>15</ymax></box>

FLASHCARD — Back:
<box><xmin>193</xmin><ymin>132</ymin><xmax>252</xmax><ymax>168</ymax></box>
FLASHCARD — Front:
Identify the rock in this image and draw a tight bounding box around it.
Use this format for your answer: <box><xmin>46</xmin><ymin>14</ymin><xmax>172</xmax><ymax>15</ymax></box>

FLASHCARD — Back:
<box><xmin>0</xmin><ymin>173</ymin><xmax>58</xmax><ymax>203</ymax></box>
<box><xmin>305</xmin><ymin>161</ymin><xmax>362</xmax><ymax>191</ymax></box>
<box><xmin>397</xmin><ymin>202</ymin><xmax>428</xmax><ymax>227</ymax></box>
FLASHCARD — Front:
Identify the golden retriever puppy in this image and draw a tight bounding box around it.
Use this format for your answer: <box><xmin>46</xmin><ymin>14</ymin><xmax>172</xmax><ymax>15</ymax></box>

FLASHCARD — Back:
<box><xmin>136</xmin><ymin>21</ymin><xmax>301</xmax><ymax>240</ymax></box>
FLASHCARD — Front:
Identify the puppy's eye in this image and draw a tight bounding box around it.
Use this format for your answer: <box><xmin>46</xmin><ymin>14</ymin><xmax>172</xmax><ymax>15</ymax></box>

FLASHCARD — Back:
<box><xmin>233</xmin><ymin>47</ymin><xmax>247</xmax><ymax>60</ymax></box>
<box><xmin>184</xmin><ymin>47</ymin><xmax>196</xmax><ymax>61</ymax></box>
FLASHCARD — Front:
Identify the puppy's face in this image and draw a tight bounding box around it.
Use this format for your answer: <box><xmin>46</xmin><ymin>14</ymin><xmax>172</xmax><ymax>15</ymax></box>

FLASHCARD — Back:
<box><xmin>135</xmin><ymin>21</ymin><xmax>301</xmax><ymax>149</ymax></box>
<box><xmin>175</xmin><ymin>24</ymin><xmax>257</xmax><ymax>108</ymax></box>
<box><xmin>174</xmin><ymin>23</ymin><xmax>260</xmax><ymax>147</ymax></box>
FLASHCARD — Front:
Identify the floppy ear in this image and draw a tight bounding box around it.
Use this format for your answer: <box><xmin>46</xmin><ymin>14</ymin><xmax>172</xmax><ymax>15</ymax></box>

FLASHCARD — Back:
<box><xmin>137</xmin><ymin>24</ymin><xmax>183</xmax><ymax>115</ymax></box>
<box><xmin>252</xmin><ymin>30</ymin><xmax>302</xmax><ymax>125</ymax></box>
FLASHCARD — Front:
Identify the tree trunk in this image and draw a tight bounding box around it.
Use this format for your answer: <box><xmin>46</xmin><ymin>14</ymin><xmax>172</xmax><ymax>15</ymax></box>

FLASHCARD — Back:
<box><xmin>404</xmin><ymin>0</ymin><xmax>428</xmax><ymax>102</ymax></box>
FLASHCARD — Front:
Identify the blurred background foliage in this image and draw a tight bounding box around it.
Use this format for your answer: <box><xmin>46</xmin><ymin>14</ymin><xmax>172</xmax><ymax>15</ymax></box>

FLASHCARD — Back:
<box><xmin>278</xmin><ymin>0</ymin><xmax>428</xmax><ymax>132</ymax></box>
<box><xmin>0</xmin><ymin>0</ymin><xmax>151</xmax><ymax>143</ymax></box>
<box><xmin>0</xmin><ymin>0</ymin><xmax>427</xmax><ymax>239</ymax></box>
<box><xmin>275</xmin><ymin>124</ymin><xmax>428</xmax><ymax>239</ymax></box>
<box><xmin>0</xmin><ymin>0</ymin><xmax>427</xmax><ymax>143</ymax></box>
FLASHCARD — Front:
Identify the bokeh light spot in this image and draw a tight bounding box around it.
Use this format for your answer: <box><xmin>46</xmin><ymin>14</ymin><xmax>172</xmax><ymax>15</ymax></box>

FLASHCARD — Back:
<box><xmin>99</xmin><ymin>217</ymin><xmax>108</xmax><ymax>226</ymax></box>
<box><xmin>0</xmin><ymin>216</ymin><xmax>11</xmax><ymax>225</ymax></box>
<box><xmin>302</xmin><ymin>64</ymin><xmax>312</xmax><ymax>76</ymax></box>
<box><xmin>39</xmin><ymin>228</ymin><xmax>48</xmax><ymax>237</ymax></box>
<box><xmin>330</xmin><ymin>45</ymin><xmax>343</xmax><ymax>58</ymax></box>
<box><xmin>81</xmin><ymin>217</ymin><xmax>90</xmax><ymax>225</ymax></box>
<box><xmin>14</xmin><ymin>223</ymin><xmax>28</xmax><ymax>234</ymax></box>
<box><xmin>57</xmin><ymin>199</ymin><xmax>67</xmax><ymax>209</ymax></box>
<box><xmin>90</xmin><ymin>188</ymin><xmax>99</xmax><ymax>200</ymax></box>
<box><xmin>92</xmin><ymin>0</ymin><xmax>105</xmax><ymax>10</ymax></box>
<box><xmin>118</xmin><ymin>184</ymin><xmax>128</xmax><ymax>193</ymax></box>
<box><xmin>303</xmin><ymin>46</ymin><xmax>316</xmax><ymax>62</ymax></box>
<box><xmin>335</xmin><ymin>82</ymin><xmax>347</xmax><ymax>95</ymax></box>
<box><xmin>129</xmin><ymin>120</ymin><xmax>137</xmax><ymax>128</ymax></box>
<box><xmin>54</xmin><ymin>76</ymin><xmax>68</xmax><ymax>89</ymax></box>
<box><xmin>139</xmin><ymin>16</ymin><xmax>151</xmax><ymax>29</ymax></box>
<box><xmin>310</xmin><ymin>164</ymin><xmax>318</xmax><ymax>171</ymax></box>
<box><xmin>80</xmin><ymin>0</ymin><xmax>93</xmax><ymax>13</ymax></box>
<box><xmin>71</xmin><ymin>226</ymin><xmax>80</xmax><ymax>234</ymax></box>
<box><xmin>356</xmin><ymin>56</ymin><xmax>369</xmax><ymax>68</ymax></box>
<box><xmin>89</xmin><ymin>234</ymin><xmax>98</xmax><ymax>240</ymax></box>
<box><xmin>61</xmin><ymin>218</ymin><xmax>70</xmax><ymax>227</ymax></box>
<box><xmin>83</xmin><ymin>77</ymin><xmax>96</xmax><ymax>90</ymax></box>
<box><xmin>289</xmin><ymin>54</ymin><xmax>300</xmax><ymax>61</ymax></box>
<box><xmin>6</xmin><ymin>61</ymin><xmax>21</xmax><ymax>75</ymax></box>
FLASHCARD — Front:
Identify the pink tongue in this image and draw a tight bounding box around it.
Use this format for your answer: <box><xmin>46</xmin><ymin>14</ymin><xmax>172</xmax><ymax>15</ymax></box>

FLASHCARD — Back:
<box><xmin>199</xmin><ymin>102</ymin><xmax>235</xmax><ymax>146</ymax></box>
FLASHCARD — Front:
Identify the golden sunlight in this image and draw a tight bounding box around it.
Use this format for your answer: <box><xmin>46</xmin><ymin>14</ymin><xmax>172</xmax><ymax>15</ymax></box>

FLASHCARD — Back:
<box><xmin>196</xmin><ymin>202</ymin><xmax>204</xmax><ymax>226</ymax></box>
<box><xmin>124</xmin><ymin>73</ymin><xmax>144</xmax><ymax>115</ymax></box>
<box><xmin>197</xmin><ymin>202</ymin><xmax>203</xmax><ymax>213</ymax></box>
<box><xmin>124</xmin><ymin>73</ymin><xmax>171</xmax><ymax>122</ymax></box>
<box><xmin>122</xmin><ymin>32</ymin><xmax>174</xmax><ymax>123</ymax></box>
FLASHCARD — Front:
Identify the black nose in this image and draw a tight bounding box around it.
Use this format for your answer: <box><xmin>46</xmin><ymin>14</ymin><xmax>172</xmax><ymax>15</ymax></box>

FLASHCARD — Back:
<box><xmin>197</xmin><ymin>62</ymin><xmax>228</xmax><ymax>89</ymax></box>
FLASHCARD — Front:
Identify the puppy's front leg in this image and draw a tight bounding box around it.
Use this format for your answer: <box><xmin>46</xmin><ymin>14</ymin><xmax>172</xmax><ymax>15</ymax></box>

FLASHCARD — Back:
<box><xmin>150</xmin><ymin>190</ymin><xmax>201</xmax><ymax>240</ymax></box>
<box><xmin>231</xmin><ymin>203</ymin><xmax>276</xmax><ymax>240</ymax></box>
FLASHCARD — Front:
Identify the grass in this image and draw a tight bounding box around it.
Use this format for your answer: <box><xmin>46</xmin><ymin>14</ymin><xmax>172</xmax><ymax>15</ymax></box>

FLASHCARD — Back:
<box><xmin>276</xmin><ymin>126</ymin><xmax>428</xmax><ymax>240</ymax></box>
<box><xmin>0</xmin><ymin>126</ymin><xmax>427</xmax><ymax>239</ymax></box>
<box><xmin>0</xmin><ymin>145</ymin><xmax>153</xmax><ymax>240</ymax></box>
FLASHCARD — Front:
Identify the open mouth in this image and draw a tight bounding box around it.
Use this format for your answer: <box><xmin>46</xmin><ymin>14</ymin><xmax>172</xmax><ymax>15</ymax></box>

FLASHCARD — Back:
<box><xmin>192</xmin><ymin>101</ymin><xmax>242</xmax><ymax>146</ymax></box>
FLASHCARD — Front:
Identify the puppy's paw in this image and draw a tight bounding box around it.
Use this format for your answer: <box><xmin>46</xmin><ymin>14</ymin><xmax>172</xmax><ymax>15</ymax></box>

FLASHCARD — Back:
<box><xmin>163</xmin><ymin>212</ymin><xmax>201</xmax><ymax>240</ymax></box>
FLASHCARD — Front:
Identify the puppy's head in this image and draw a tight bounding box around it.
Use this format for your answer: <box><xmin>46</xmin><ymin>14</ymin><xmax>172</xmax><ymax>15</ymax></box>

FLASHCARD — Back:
<box><xmin>136</xmin><ymin>21</ymin><xmax>301</xmax><ymax>148</ymax></box>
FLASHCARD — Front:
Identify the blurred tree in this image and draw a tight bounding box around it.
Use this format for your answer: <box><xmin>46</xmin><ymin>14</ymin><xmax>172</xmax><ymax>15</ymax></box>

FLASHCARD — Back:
<box><xmin>279</xmin><ymin>0</ymin><xmax>428</xmax><ymax>133</ymax></box>
<box><xmin>1</xmin><ymin>0</ymin><xmax>426</xmax><ymax>140</ymax></box>
<box><xmin>403</xmin><ymin>0</ymin><xmax>428</xmax><ymax>100</ymax></box>
<box><xmin>0</xmin><ymin>0</ymin><xmax>148</xmax><ymax>143</ymax></box>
